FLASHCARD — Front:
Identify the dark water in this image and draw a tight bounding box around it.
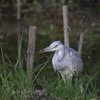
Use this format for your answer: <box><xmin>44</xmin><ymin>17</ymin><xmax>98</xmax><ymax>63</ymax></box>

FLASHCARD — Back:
<box><xmin>0</xmin><ymin>1</ymin><xmax>100</xmax><ymax>85</ymax></box>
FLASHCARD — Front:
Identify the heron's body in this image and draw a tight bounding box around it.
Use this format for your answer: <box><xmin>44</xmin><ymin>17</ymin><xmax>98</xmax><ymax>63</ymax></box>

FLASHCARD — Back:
<box><xmin>39</xmin><ymin>41</ymin><xmax>83</xmax><ymax>81</ymax></box>
<box><xmin>52</xmin><ymin>46</ymin><xmax>83</xmax><ymax>80</ymax></box>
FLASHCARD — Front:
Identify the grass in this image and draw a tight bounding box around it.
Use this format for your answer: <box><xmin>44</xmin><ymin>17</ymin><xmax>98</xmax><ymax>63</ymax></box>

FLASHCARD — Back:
<box><xmin>36</xmin><ymin>72</ymin><xmax>100</xmax><ymax>100</ymax></box>
<box><xmin>0</xmin><ymin>47</ymin><xmax>100</xmax><ymax>100</ymax></box>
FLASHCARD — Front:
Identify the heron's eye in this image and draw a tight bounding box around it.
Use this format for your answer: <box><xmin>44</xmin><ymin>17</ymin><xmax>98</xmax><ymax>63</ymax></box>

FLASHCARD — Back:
<box><xmin>54</xmin><ymin>45</ymin><xmax>58</xmax><ymax>48</ymax></box>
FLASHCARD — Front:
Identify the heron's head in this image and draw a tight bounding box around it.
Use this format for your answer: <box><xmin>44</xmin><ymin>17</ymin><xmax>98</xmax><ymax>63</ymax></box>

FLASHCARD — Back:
<box><xmin>39</xmin><ymin>41</ymin><xmax>64</xmax><ymax>53</ymax></box>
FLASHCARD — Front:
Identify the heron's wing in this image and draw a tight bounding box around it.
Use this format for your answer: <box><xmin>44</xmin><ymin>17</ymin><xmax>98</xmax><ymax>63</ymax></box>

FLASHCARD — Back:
<box><xmin>52</xmin><ymin>52</ymin><xmax>59</xmax><ymax>72</ymax></box>
<box><xmin>59</xmin><ymin>47</ymin><xmax>83</xmax><ymax>73</ymax></box>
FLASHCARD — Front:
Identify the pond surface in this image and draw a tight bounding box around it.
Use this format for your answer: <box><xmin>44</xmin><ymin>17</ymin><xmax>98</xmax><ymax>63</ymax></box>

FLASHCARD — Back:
<box><xmin>0</xmin><ymin>2</ymin><xmax>100</xmax><ymax>85</ymax></box>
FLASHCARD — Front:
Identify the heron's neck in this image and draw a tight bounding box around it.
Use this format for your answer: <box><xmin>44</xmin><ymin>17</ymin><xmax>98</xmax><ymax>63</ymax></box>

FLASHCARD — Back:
<box><xmin>57</xmin><ymin>47</ymin><xmax>64</xmax><ymax>61</ymax></box>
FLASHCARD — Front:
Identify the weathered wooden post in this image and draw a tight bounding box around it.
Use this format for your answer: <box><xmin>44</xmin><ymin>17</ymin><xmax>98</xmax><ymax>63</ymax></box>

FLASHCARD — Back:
<box><xmin>78</xmin><ymin>33</ymin><xmax>84</xmax><ymax>56</ymax></box>
<box><xmin>17</xmin><ymin>0</ymin><xmax>21</xmax><ymax>45</ymax></box>
<box><xmin>62</xmin><ymin>5</ymin><xmax>69</xmax><ymax>47</ymax></box>
<box><xmin>27</xmin><ymin>26</ymin><xmax>36</xmax><ymax>85</ymax></box>
<box><xmin>17</xmin><ymin>0</ymin><xmax>22</xmax><ymax>67</ymax></box>
<box><xmin>17</xmin><ymin>0</ymin><xmax>20</xmax><ymax>20</ymax></box>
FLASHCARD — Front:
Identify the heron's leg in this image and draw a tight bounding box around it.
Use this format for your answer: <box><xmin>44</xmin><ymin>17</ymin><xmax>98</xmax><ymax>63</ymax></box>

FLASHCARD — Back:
<box><xmin>80</xmin><ymin>85</ymin><xmax>84</xmax><ymax>93</ymax></box>
<box><xmin>61</xmin><ymin>74</ymin><xmax>66</xmax><ymax>83</ymax></box>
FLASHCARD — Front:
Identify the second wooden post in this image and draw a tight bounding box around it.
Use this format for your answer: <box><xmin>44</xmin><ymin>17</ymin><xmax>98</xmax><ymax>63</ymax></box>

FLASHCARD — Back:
<box><xmin>27</xmin><ymin>26</ymin><xmax>36</xmax><ymax>85</ymax></box>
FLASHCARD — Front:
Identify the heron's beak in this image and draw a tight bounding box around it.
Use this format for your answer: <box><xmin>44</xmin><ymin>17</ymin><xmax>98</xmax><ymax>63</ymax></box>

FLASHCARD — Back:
<box><xmin>39</xmin><ymin>46</ymin><xmax>51</xmax><ymax>53</ymax></box>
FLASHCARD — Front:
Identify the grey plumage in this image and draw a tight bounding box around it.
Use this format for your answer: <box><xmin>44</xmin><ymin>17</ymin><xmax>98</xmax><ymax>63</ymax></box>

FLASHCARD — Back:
<box><xmin>39</xmin><ymin>41</ymin><xmax>83</xmax><ymax>81</ymax></box>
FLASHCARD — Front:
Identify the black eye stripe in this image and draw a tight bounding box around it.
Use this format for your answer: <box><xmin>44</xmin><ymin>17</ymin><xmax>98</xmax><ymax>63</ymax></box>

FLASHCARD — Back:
<box><xmin>54</xmin><ymin>45</ymin><xmax>58</xmax><ymax>48</ymax></box>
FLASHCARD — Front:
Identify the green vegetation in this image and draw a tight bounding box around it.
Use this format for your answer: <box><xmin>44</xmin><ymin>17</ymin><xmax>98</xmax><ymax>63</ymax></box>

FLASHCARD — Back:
<box><xmin>0</xmin><ymin>52</ymin><xmax>100</xmax><ymax>100</ymax></box>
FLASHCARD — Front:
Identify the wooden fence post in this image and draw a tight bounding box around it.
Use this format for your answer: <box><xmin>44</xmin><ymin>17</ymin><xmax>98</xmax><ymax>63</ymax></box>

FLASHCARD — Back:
<box><xmin>27</xmin><ymin>26</ymin><xmax>36</xmax><ymax>85</ymax></box>
<box><xmin>17</xmin><ymin>0</ymin><xmax>20</xmax><ymax>20</ymax></box>
<box><xmin>78</xmin><ymin>33</ymin><xmax>84</xmax><ymax>56</ymax></box>
<box><xmin>17</xmin><ymin>0</ymin><xmax>21</xmax><ymax>45</ymax></box>
<box><xmin>17</xmin><ymin>0</ymin><xmax>22</xmax><ymax>67</ymax></box>
<box><xmin>62</xmin><ymin>5</ymin><xmax>69</xmax><ymax>47</ymax></box>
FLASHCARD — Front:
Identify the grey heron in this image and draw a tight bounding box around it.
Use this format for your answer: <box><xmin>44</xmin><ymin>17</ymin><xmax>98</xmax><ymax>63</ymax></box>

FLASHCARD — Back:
<box><xmin>39</xmin><ymin>41</ymin><xmax>83</xmax><ymax>82</ymax></box>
